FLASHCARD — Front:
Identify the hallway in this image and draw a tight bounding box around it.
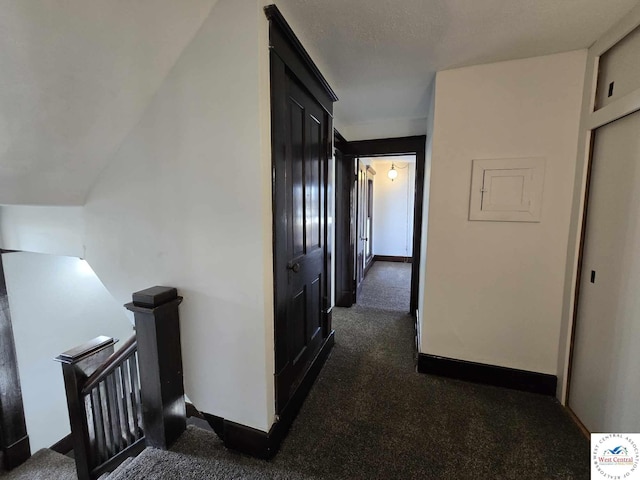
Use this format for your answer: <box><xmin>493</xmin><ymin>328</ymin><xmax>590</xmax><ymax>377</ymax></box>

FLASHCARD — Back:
<box><xmin>98</xmin><ymin>261</ymin><xmax>590</xmax><ymax>479</ymax></box>
<box><xmin>357</xmin><ymin>261</ymin><xmax>412</xmax><ymax>311</ymax></box>
<box><xmin>8</xmin><ymin>262</ymin><xmax>589</xmax><ymax>479</ymax></box>
<box><xmin>280</xmin><ymin>261</ymin><xmax>589</xmax><ymax>478</ymax></box>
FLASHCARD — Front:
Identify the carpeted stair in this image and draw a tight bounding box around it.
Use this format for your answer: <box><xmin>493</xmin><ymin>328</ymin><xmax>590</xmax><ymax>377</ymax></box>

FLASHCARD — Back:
<box><xmin>0</xmin><ymin>449</ymin><xmax>76</xmax><ymax>480</ymax></box>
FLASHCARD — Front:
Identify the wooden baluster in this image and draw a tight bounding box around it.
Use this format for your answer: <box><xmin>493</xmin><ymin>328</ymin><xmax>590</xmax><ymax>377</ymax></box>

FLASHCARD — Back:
<box><xmin>128</xmin><ymin>353</ymin><xmax>142</xmax><ymax>439</ymax></box>
<box><xmin>56</xmin><ymin>336</ymin><xmax>117</xmax><ymax>480</ymax></box>
<box><xmin>91</xmin><ymin>387</ymin><xmax>106</xmax><ymax>464</ymax></box>
<box><xmin>105</xmin><ymin>373</ymin><xmax>122</xmax><ymax>454</ymax></box>
<box><xmin>98</xmin><ymin>382</ymin><xmax>113</xmax><ymax>457</ymax></box>
<box><xmin>120</xmin><ymin>361</ymin><xmax>134</xmax><ymax>444</ymax></box>
<box><xmin>114</xmin><ymin>366</ymin><xmax>129</xmax><ymax>447</ymax></box>
<box><xmin>125</xmin><ymin>286</ymin><xmax>185</xmax><ymax>450</ymax></box>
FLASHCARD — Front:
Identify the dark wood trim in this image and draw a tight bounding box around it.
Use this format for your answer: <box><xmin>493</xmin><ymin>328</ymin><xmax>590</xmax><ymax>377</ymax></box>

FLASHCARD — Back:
<box><xmin>565</xmin><ymin>132</ymin><xmax>597</xmax><ymax>405</ymax></box>
<box><xmin>324</xmin><ymin>118</ymin><xmax>334</xmax><ymax>326</ymax></box>
<box><xmin>335</xmin><ymin>131</ymin><xmax>355</xmax><ymax>307</ymax></box>
<box><xmin>418</xmin><ymin>354</ymin><xmax>557</xmax><ymax>396</ymax></box>
<box><xmin>203</xmin><ymin>331</ymin><xmax>335</xmax><ymax>459</ymax></box>
<box><xmin>50</xmin><ymin>433</ymin><xmax>74</xmax><ymax>455</ymax></box>
<box><xmin>338</xmin><ymin>135</ymin><xmax>426</xmax><ymax>315</ymax></box>
<box><xmin>334</xmin><ymin>129</ymin><xmax>348</xmax><ymax>152</ymax></box>
<box><xmin>264</xmin><ymin>5</ymin><xmax>338</xmax><ymax>104</ymax></box>
<box><xmin>565</xmin><ymin>405</ymin><xmax>590</xmax><ymax>440</ymax></box>
<box><xmin>185</xmin><ymin>402</ymin><xmax>205</xmax><ymax>420</ymax></box>
<box><xmin>265</xmin><ymin>5</ymin><xmax>336</xmax><ymax>115</ymax></box>
<box><xmin>0</xmin><ymin>253</ymin><xmax>31</xmax><ymax>470</ymax></box>
<box><xmin>373</xmin><ymin>255</ymin><xmax>412</xmax><ymax>263</ymax></box>
<box><xmin>2</xmin><ymin>436</ymin><xmax>30</xmax><ymax>470</ymax></box>
<box><xmin>345</xmin><ymin>136</ymin><xmax>426</xmax><ymax>157</ymax></box>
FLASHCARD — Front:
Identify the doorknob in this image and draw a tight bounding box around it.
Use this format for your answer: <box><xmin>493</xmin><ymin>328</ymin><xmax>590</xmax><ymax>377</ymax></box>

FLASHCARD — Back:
<box><xmin>287</xmin><ymin>261</ymin><xmax>301</xmax><ymax>273</ymax></box>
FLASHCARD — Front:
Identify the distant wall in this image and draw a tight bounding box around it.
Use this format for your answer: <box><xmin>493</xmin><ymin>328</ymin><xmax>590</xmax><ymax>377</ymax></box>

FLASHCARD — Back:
<box><xmin>422</xmin><ymin>50</ymin><xmax>587</xmax><ymax>376</ymax></box>
<box><xmin>0</xmin><ymin>206</ymin><xmax>84</xmax><ymax>258</ymax></box>
<box><xmin>3</xmin><ymin>252</ymin><xmax>133</xmax><ymax>451</ymax></box>
<box><xmin>371</xmin><ymin>158</ymin><xmax>415</xmax><ymax>257</ymax></box>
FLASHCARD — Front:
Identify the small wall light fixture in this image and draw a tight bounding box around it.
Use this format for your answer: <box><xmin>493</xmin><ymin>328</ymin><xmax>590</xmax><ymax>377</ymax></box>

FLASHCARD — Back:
<box><xmin>388</xmin><ymin>164</ymin><xmax>398</xmax><ymax>181</ymax></box>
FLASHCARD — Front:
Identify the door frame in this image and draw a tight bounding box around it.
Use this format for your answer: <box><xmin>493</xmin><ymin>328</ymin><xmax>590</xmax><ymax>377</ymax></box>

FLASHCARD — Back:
<box><xmin>562</xmin><ymin>4</ymin><xmax>640</xmax><ymax>408</ymax></box>
<box><xmin>335</xmin><ymin>136</ymin><xmax>426</xmax><ymax>316</ymax></box>
<box><xmin>334</xmin><ymin>131</ymin><xmax>355</xmax><ymax>307</ymax></box>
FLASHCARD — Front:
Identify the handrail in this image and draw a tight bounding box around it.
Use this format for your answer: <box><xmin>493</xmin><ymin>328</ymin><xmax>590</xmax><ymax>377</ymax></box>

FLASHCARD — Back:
<box><xmin>82</xmin><ymin>336</ymin><xmax>137</xmax><ymax>394</ymax></box>
<box><xmin>56</xmin><ymin>336</ymin><xmax>117</xmax><ymax>365</ymax></box>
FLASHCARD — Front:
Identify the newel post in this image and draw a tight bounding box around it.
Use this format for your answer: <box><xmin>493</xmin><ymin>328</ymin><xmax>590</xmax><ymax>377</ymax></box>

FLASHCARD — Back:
<box><xmin>125</xmin><ymin>286</ymin><xmax>185</xmax><ymax>449</ymax></box>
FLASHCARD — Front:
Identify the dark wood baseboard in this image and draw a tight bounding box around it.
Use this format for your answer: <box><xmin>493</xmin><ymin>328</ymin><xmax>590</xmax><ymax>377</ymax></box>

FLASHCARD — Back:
<box><xmin>417</xmin><ymin>354</ymin><xmax>557</xmax><ymax>396</ymax></box>
<box><xmin>2</xmin><ymin>435</ymin><xmax>30</xmax><ymax>470</ymax></box>
<box><xmin>203</xmin><ymin>331</ymin><xmax>335</xmax><ymax>459</ymax></box>
<box><xmin>373</xmin><ymin>255</ymin><xmax>412</xmax><ymax>263</ymax></box>
<box><xmin>50</xmin><ymin>433</ymin><xmax>73</xmax><ymax>455</ymax></box>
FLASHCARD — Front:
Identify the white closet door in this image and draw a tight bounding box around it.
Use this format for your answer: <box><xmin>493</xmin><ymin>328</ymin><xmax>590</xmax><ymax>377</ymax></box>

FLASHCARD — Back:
<box><xmin>569</xmin><ymin>109</ymin><xmax>640</xmax><ymax>432</ymax></box>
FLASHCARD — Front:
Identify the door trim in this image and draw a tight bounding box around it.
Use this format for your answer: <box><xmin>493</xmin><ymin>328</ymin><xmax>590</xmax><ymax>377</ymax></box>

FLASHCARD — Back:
<box><xmin>336</xmin><ymin>136</ymin><xmax>426</xmax><ymax>315</ymax></box>
<box><xmin>264</xmin><ymin>5</ymin><xmax>338</xmax><ymax>113</ymax></box>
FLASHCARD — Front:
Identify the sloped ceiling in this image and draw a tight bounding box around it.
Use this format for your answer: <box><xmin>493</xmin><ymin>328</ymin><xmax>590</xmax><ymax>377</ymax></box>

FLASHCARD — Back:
<box><xmin>0</xmin><ymin>0</ymin><xmax>218</xmax><ymax>205</ymax></box>
<box><xmin>274</xmin><ymin>0</ymin><xmax>639</xmax><ymax>140</ymax></box>
<box><xmin>1</xmin><ymin>0</ymin><xmax>638</xmax><ymax>205</ymax></box>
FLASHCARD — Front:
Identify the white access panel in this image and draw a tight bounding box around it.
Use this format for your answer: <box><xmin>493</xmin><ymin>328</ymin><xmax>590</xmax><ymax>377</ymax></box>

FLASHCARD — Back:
<box><xmin>569</xmin><ymin>109</ymin><xmax>640</xmax><ymax>433</ymax></box>
<box><xmin>469</xmin><ymin>158</ymin><xmax>545</xmax><ymax>222</ymax></box>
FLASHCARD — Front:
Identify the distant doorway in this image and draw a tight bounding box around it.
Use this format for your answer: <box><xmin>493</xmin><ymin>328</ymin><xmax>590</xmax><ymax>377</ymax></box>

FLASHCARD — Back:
<box><xmin>334</xmin><ymin>135</ymin><xmax>426</xmax><ymax>316</ymax></box>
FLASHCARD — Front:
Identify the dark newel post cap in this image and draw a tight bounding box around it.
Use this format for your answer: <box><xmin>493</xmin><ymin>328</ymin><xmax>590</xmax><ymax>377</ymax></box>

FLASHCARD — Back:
<box><xmin>129</xmin><ymin>286</ymin><xmax>179</xmax><ymax>308</ymax></box>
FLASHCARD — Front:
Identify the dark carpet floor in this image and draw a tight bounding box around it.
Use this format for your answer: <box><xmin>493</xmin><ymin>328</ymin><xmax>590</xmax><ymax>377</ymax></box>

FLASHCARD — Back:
<box><xmin>28</xmin><ymin>261</ymin><xmax>590</xmax><ymax>479</ymax></box>
<box><xmin>357</xmin><ymin>261</ymin><xmax>412</xmax><ymax>312</ymax></box>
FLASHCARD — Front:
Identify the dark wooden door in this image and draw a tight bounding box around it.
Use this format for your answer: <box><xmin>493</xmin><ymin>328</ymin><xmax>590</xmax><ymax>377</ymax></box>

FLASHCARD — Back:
<box><xmin>272</xmin><ymin>57</ymin><xmax>329</xmax><ymax>413</ymax></box>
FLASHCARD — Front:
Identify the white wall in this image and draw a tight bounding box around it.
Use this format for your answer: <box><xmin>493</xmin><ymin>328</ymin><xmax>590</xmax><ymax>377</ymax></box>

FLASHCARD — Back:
<box><xmin>0</xmin><ymin>206</ymin><xmax>85</xmax><ymax>258</ymax></box>
<box><xmin>3</xmin><ymin>252</ymin><xmax>134</xmax><ymax>451</ymax></box>
<box><xmin>416</xmin><ymin>77</ymin><xmax>435</xmax><ymax>345</ymax></box>
<box><xmin>82</xmin><ymin>0</ymin><xmax>275</xmax><ymax>432</ymax></box>
<box><xmin>421</xmin><ymin>50</ymin><xmax>587</xmax><ymax>376</ymax></box>
<box><xmin>370</xmin><ymin>157</ymin><xmax>415</xmax><ymax>257</ymax></box>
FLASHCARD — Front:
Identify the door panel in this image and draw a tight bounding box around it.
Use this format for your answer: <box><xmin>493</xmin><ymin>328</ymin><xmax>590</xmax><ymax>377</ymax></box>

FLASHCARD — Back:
<box><xmin>272</xmin><ymin>55</ymin><xmax>328</xmax><ymax>413</ymax></box>
<box><xmin>569</xmin><ymin>109</ymin><xmax>640</xmax><ymax>432</ymax></box>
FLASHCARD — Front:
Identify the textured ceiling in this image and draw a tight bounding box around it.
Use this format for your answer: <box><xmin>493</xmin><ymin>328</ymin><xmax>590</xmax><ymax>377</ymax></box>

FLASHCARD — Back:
<box><xmin>0</xmin><ymin>0</ymin><xmax>218</xmax><ymax>205</ymax></box>
<box><xmin>274</xmin><ymin>0</ymin><xmax>639</xmax><ymax>140</ymax></box>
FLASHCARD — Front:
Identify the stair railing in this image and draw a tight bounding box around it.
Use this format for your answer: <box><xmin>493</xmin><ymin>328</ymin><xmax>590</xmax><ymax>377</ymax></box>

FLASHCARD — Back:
<box><xmin>56</xmin><ymin>286</ymin><xmax>186</xmax><ymax>480</ymax></box>
<box><xmin>56</xmin><ymin>335</ymin><xmax>144</xmax><ymax>479</ymax></box>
